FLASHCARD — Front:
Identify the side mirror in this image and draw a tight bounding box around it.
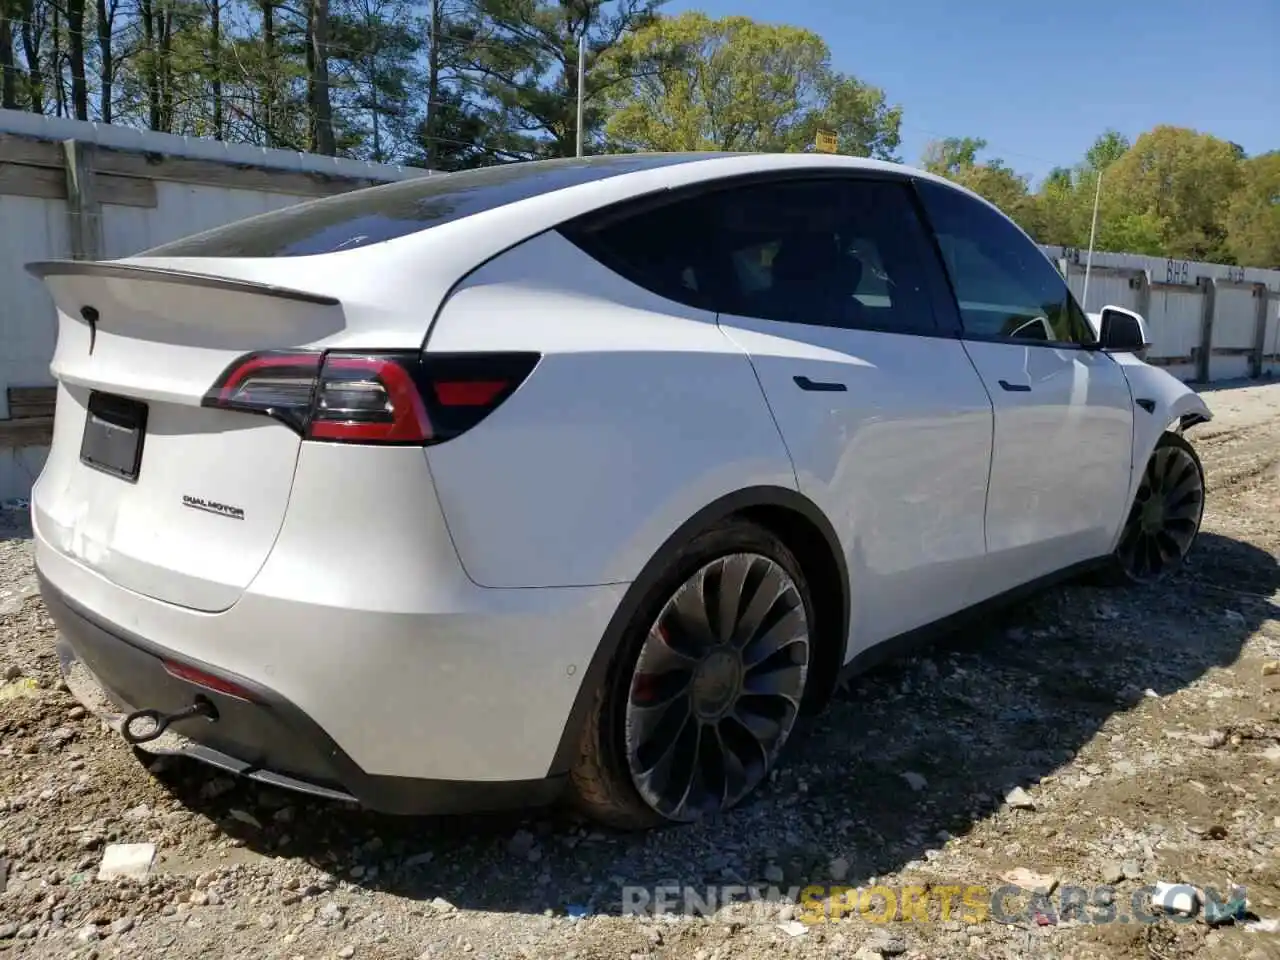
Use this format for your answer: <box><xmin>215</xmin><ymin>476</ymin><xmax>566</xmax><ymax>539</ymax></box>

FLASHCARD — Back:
<box><xmin>1098</xmin><ymin>305</ymin><xmax>1149</xmax><ymax>354</ymax></box>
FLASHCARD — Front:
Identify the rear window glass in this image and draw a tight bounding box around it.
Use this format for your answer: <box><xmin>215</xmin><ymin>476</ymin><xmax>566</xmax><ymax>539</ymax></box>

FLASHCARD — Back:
<box><xmin>144</xmin><ymin>154</ymin><xmax>723</xmax><ymax>258</ymax></box>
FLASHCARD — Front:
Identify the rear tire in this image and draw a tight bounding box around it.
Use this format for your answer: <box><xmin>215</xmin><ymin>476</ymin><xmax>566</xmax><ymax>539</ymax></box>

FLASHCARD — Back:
<box><xmin>569</xmin><ymin>520</ymin><xmax>813</xmax><ymax>830</ymax></box>
<box><xmin>1101</xmin><ymin>432</ymin><xmax>1205</xmax><ymax>585</ymax></box>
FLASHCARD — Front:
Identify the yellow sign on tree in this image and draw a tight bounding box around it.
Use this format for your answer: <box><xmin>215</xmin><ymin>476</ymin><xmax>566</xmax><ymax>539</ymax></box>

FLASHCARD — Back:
<box><xmin>815</xmin><ymin>130</ymin><xmax>839</xmax><ymax>154</ymax></box>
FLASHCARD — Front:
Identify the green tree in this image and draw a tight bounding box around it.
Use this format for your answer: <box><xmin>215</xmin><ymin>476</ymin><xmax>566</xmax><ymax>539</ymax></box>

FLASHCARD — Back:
<box><xmin>1224</xmin><ymin>151</ymin><xmax>1280</xmax><ymax>268</ymax></box>
<box><xmin>1030</xmin><ymin>132</ymin><xmax>1132</xmax><ymax>249</ymax></box>
<box><xmin>1096</xmin><ymin>211</ymin><xmax>1168</xmax><ymax>256</ymax></box>
<box><xmin>602</xmin><ymin>12</ymin><xmax>900</xmax><ymax>158</ymax></box>
<box><xmin>411</xmin><ymin>84</ymin><xmax>493</xmax><ymax>168</ymax></box>
<box><xmin>1084</xmin><ymin>128</ymin><xmax>1129</xmax><ymax>172</ymax></box>
<box><xmin>116</xmin><ymin>0</ymin><xmax>217</xmax><ymax>135</ymax></box>
<box><xmin>214</xmin><ymin>7</ymin><xmax>311</xmax><ymax>150</ymax></box>
<box><xmin>465</xmin><ymin>0</ymin><xmax>668</xmax><ymax>160</ymax></box>
<box><xmin>921</xmin><ymin>136</ymin><xmax>986</xmax><ymax>177</ymax></box>
<box><xmin>1035</xmin><ymin>165</ymin><xmax>1083</xmax><ymax>247</ymax></box>
<box><xmin>330</xmin><ymin>0</ymin><xmax>422</xmax><ymax>161</ymax></box>
<box><xmin>0</xmin><ymin>0</ymin><xmax>19</xmax><ymax>109</ymax></box>
<box><xmin>418</xmin><ymin>0</ymin><xmax>484</xmax><ymax>167</ymax></box>
<box><xmin>922</xmin><ymin>136</ymin><xmax>1039</xmax><ymax>235</ymax></box>
<box><xmin>1101</xmin><ymin>125</ymin><xmax>1243</xmax><ymax>261</ymax></box>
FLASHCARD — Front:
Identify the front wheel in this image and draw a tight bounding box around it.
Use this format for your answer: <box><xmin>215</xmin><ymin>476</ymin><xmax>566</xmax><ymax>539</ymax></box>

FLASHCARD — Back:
<box><xmin>569</xmin><ymin>521</ymin><xmax>813</xmax><ymax>829</ymax></box>
<box><xmin>1106</xmin><ymin>432</ymin><xmax>1205</xmax><ymax>584</ymax></box>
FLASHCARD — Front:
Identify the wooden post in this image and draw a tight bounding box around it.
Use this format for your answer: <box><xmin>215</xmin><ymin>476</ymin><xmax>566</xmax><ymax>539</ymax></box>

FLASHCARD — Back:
<box><xmin>1195</xmin><ymin>276</ymin><xmax>1215</xmax><ymax>383</ymax></box>
<box><xmin>1250</xmin><ymin>282</ymin><xmax>1269</xmax><ymax>379</ymax></box>
<box><xmin>61</xmin><ymin>138</ymin><xmax>102</xmax><ymax>261</ymax></box>
<box><xmin>1134</xmin><ymin>270</ymin><xmax>1151</xmax><ymax>326</ymax></box>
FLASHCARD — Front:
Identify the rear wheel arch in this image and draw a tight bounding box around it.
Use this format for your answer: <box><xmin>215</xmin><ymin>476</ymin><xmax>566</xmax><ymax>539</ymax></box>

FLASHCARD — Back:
<box><xmin>733</xmin><ymin>501</ymin><xmax>849</xmax><ymax>711</ymax></box>
<box><xmin>546</xmin><ymin>486</ymin><xmax>850</xmax><ymax>778</ymax></box>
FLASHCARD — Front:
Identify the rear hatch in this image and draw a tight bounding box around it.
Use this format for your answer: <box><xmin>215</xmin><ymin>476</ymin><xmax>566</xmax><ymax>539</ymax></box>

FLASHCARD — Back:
<box><xmin>30</xmin><ymin>261</ymin><xmax>349</xmax><ymax>611</ymax></box>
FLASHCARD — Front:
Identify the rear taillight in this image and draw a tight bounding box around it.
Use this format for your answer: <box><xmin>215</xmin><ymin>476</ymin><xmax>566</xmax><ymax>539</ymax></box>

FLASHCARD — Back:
<box><xmin>309</xmin><ymin>355</ymin><xmax>432</xmax><ymax>443</ymax></box>
<box><xmin>202</xmin><ymin>350</ymin><xmax>539</xmax><ymax>445</ymax></box>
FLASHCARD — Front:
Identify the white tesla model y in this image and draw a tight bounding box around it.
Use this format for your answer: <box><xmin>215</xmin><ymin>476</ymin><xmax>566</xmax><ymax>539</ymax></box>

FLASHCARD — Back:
<box><xmin>29</xmin><ymin>152</ymin><xmax>1211</xmax><ymax>828</ymax></box>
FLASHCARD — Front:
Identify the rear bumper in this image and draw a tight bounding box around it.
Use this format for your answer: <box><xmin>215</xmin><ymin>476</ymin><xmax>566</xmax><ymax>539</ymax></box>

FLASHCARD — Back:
<box><xmin>45</xmin><ymin>575</ymin><xmax>566</xmax><ymax>815</ymax></box>
<box><xmin>32</xmin><ymin>438</ymin><xmax>629</xmax><ymax>787</ymax></box>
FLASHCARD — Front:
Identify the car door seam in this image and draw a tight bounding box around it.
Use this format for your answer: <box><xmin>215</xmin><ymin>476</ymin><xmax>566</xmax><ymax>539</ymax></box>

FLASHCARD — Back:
<box><xmin>1113</xmin><ymin>356</ymin><xmax>1142</xmax><ymax>543</ymax></box>
<box><xmin>714</xmin><ymin>319</ymin><xmax>801</xmax><ymax>491</ymax></box>
<box><xmin>957</xmin><ymin>338</ymin><xmax>997</xmax><ymax>554</ymax></box>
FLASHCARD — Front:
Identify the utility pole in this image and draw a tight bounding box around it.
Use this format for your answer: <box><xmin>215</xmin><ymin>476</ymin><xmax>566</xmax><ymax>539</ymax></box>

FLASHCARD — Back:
<box><xmin>1082</xmin><ymin>169</ymin><xmax>1103</xmax><ymax>311</ymax></box>
<box><xmin>575</xmin><ymin>31</ymin><xmax>586</xmax><ymax>157</ymax></box>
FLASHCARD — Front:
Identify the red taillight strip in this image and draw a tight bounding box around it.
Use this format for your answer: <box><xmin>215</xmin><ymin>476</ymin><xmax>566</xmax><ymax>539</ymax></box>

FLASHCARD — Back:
<box><xmin>162</xmin><ymin>660</ymin><xmax>256</xmax><ymax>702</ymax></box>
<box><xmin>309</xmin><ymin>356</ymin><xmax>433</xmax><ymax>443</ymax></box>
<box><xmin>215</xmin><ymin>351</ymin><xmax>320</xmax><ymax>402</ymax></box>
<box><xmin>434</xmin><ymin>380</ymin><xmax>510</xmax><ymax>407</ymax></box>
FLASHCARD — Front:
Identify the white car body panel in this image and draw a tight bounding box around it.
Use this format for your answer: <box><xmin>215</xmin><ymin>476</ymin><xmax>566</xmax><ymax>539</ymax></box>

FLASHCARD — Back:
<box><xmin>25</xmin><ymin>151</ymin><xmax>1208</xmax><ymax>814</ymax></box>
<box><xmin>35</xmin><ymin>443</ymin><xmax>625</xmax><ymax>782</ymax></box>
<box><xmin>717</xmin><ymin>318</ymin><xmax>994</xmax><ymax>653</ymax></box>
<box><xmin>36</xmin><ymin>273</ymin><xmax>341</xmax><ymax>611</ymax></box>
<box><xmin>959</xmin><ymin>341</ymin><xmax>1136</xmax><ymax>589</ymax></box>
<box><xmin>423</xmin><ymin>231</ymin><xmax>797</xmax><ymax>588</ymax></box>
<box><xmin>1107</xmin><ymin>351</ymin><xmax>1213</xmax><ymax>549</ymax></box>
<box><xmin>36</xmin><ymin>383</ymin><xmax>300</xmax><ymax>611</ymax></box>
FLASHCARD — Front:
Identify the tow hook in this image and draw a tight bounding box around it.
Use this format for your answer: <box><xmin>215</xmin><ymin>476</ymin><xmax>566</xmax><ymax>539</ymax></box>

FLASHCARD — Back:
<box><xmin>121</xmin><ymin>696</ymin><xmax>218</xmax><ymax>745</ymax></box>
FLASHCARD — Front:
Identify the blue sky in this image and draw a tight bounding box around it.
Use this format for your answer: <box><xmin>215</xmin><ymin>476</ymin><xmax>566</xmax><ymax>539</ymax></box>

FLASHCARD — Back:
<box><xmin>664</xmin><ymin>0</ymin><xmax>1279</xmax><ymax>186</ymax></box>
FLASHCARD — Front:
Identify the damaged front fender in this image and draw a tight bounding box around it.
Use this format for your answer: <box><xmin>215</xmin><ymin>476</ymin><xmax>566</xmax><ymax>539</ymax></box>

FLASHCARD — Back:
<box><xmin>1107</xmin><ymin>354</ymin><xmax>1212</xmax><ymax>549</ymax></box>
<box><xmin>1176</xmin><ymin>407</ymin><xmax>1212</xmax><ymax>432</ymax></box>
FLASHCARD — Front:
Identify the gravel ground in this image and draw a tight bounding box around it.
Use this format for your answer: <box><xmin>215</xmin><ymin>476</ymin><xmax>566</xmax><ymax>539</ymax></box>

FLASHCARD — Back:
<box><xmin>2</xmin><ymin>380</ymin><xmax>1280</xmax><ymax>960</ymax></box>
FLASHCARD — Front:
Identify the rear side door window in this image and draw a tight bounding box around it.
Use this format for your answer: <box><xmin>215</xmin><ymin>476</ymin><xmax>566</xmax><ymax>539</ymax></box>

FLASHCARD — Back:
<box><xmin>562</xmin><ymin>176</ymin><xmax>945</xmax><ymax>338</ymax></box>
<box><xmin>711</xmin><ymin>179</ymin><xmax>941</xmax><ymax>335</ymax></box>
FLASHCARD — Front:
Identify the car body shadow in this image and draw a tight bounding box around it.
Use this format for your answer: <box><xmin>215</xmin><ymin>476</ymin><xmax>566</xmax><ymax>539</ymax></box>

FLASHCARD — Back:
<box><xmin>1194</xmin><ymin>376</ymin><xmax>1276</xmax><ymax>397</ymax></box>
<box><xmin>146</xmin><ymin>529</ymin><xmax>1275</xmax><ymax>919</ymax></box>
<box><xmin>0</xmin><ymin>508</ymin><xmax>37</xmax><ymax>618</ymax></box>
<box><xmin>0</xmin><ymin>505</ymin><xmax>33</xmax><ymax>541</ymax></box>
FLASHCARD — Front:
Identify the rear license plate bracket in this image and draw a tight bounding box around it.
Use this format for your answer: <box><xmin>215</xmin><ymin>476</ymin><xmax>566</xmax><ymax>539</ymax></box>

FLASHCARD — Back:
<box><xmin>80</xmin><ymin>392</ymin><xmax>148</xmax><ymax>482</ymax></box>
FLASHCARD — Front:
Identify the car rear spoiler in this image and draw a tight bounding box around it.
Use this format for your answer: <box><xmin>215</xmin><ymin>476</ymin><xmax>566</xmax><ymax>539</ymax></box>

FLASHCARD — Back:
<box><xmin>25</xmin><ymin>260</ymin><xmax>340</xmax><ymax>307</ymax></box>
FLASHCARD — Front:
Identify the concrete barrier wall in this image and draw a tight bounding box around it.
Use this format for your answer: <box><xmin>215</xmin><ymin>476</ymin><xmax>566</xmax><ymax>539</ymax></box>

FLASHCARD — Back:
<box><xmin>1044</xmin><ymin>245</ymin><xmax>1280</xmax><ymax>384</ymax></box>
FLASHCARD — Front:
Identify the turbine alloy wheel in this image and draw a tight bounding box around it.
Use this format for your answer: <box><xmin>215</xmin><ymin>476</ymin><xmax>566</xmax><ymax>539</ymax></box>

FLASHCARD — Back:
<box><xmin>623</xmin><ymin>552</ymin><xmax>810</xmax><ymax>821</ymax></box>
